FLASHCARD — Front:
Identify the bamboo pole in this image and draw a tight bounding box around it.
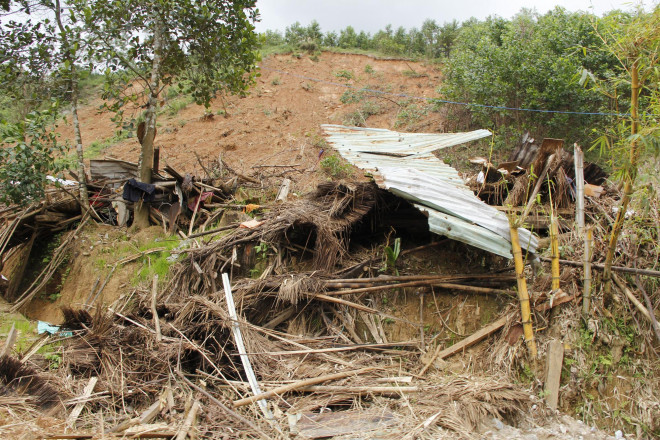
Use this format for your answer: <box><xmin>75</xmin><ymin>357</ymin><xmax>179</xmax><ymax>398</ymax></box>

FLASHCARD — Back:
<box><xmin>550</xmin><ymin>216</ymin><xmax>560</xmax><ymax>292</ymax></box>
<box><xmin>151</xmin><ymin>274</ymin><xmax>162</xmax><ymax>343</ymax></box>
<box><xmin>509</xmin><ymin>225</ymin><xmax>538</xmax><ymax>359</ymax></box>
<box><xmin>233</xmin><ymin>367</ymin><xmax>376</xmax><ymax>407</ymax></box>
<box><xmin>582</xmin><ymin>226</ymin><xmax>593</xmax><ymax>317</ymax></box>
<box><xmin>573</xmin><ymin>144</ymin><xmax>585</xmax><ymax>236</ymax></box>
<box><xmin>603</xmin><ymin>60</ymin><xmax>640</xmax><ymax>307</ymax></box>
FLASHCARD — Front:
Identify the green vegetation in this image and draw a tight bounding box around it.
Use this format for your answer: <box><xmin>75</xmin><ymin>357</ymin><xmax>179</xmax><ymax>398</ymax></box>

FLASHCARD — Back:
<box><xmin>320</xmin><ymin>154</ymin><xmax>353</xmax><ymax>179</ymax></box>
<box><xmin>334</xmin><ymin>70</ymin><xmax>354</xmax><ymax>80</ymax></box>
<box><xmin>83</xmin><ymin>129</ymin><xmax>132</xmax><ymax>159</ymax></box>
<box><xmin>343</xmin><ymin>100</ymin><xmax>382</xmax><ymax>126</ymax></box>
<box><xmin>165</xmin><ymin>96</ymin><xmax>195</xmax><ymax>117</ymax></box>
<box><xmin>0</xmin><ymin>108</ymin><xmax>67</xmax><ymax>205</ymax></box>
<box><xmin>395</xmin><ymin>103</ymin><xmax>429</xmax><ymax>128</ymax></box>
<box><xmin>382</xmin><ymin>237</ymin><xmax>401</xmax><ymax>275</ymax></box>
<box><xmin>340</xmin><ymin>89</ymin><xmax>364</xmax><ymax>104</ymax></box>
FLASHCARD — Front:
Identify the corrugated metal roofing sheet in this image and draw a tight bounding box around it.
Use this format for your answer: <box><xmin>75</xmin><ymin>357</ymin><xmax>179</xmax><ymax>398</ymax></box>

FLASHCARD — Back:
<box><xmin>321</xmin><ymin>125</ymin><xmax>538</xmax><ymax>258</ymax></box>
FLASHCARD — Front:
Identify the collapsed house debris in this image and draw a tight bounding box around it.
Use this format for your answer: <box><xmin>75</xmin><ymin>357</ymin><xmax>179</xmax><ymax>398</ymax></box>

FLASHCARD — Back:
<box><xmin>1</xmin><ymin>126</ymin><xmax>658</xmax><ymax>439</ymax></box>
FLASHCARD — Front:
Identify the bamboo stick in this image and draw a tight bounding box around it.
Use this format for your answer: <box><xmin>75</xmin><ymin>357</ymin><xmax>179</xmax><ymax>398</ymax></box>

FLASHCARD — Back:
<box><xmin>521</xmin><ymin>155</ymin><xmax>553</xmax><ymax>222</ymax></box>
<box><xmin>613</xmin><ymin>274</ymin><xmax>659</xmax><ymax>323</ymax></box>
<box><xmin>603</xmin><ymin>61</ymin><xmax>640</xmax><ymax>306</ymax></box>
<box><xmin>325</xmin><ymin>281</ymin><xmax>515</xmax><ymax>297</ymax></box>
<box><xmin>151</xmin><ymin>274</ymin><xmax>162</xmax><ymax>343</ymax></box>
<box><xmin>538</xmin><ymin>257</ymin><xmax>660</xmax><ymax>278</ymax></box>
<box><xmin>296</xmin><ymin>385</ymin><xmax>419</xmax><ymax>394</ymax></box>
<box><xmin>582</xmin><ymin>226</ymin><xmax>593</xmax><ymax>317</ymax></box>
<box><xmin>328</xmin><ymin>273</ymin><xmax>514</xmax><ymax>284</ymax></box>
<box><xmin>634</xmin><ymin>275</ymin><xmax>660</xmax><ymax>343</ymax></box>
<box><xmin>509</xmin><ymin>225</ymin><xmax>538</xmax><ymax>359</ymax></box>
<box><xmin>233</xmin><ymin>367</ymin><xmax>376</xmax><ymax>407</ymax></box>
<box><xmin>177</xmin><ymin>373</ymin><xmax>271</xmax><ymax>440</ymax></box>
<box><xmin>175</xmin><ymin>400</ymin><xmax>200</xmax><ymax>440</ymax></box>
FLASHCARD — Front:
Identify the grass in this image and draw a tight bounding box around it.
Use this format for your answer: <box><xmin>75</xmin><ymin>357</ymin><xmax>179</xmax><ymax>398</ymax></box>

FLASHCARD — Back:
<box><xmin>131</xmin><ymin>237</ymin><xmax>182</xmax><ymax>285</ymax></box>
<box><xmin>343</xmin><ymin>100</ymin><xmax>382</xmax><ymax>126</ymax></box>
<box><xmin>165</xmin><ymin>95</ymin><xmax>195</xmax><ymax>117</ymax></box>
<box><xmin>395</xmin><ymin>103</ymin><xmax>429</xmax><ymax>129</ymax></box>
<box><xmin>82</xmin><ymin>129</ymin><xmax>132</xmax><ymax>159</ymax></box>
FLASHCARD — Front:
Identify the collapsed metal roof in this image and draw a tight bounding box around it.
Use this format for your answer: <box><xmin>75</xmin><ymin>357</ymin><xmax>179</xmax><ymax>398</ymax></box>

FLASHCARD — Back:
<box><xmin>321</xmin><ymin>124</ymin><xmax>538</xmax><ymax>258</ymax></box>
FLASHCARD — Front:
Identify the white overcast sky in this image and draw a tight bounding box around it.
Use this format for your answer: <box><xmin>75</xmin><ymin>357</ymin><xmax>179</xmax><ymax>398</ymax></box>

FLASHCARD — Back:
<box><xmin>254</xmin><ymin>0</ymin><xmax>655</xmax><ymax>33</ymax></box>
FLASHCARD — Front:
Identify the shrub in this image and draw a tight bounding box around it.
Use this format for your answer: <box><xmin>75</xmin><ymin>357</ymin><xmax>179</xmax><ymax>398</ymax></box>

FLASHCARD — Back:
<box><xmin>334</xmin><ymin>70</ymin><xmax>354</xmax><ymax>80</ymax></box>
<box><xmin>320</xmin><ymin>154</ymin><xmax>353</xmax><ymax>178</ymax></box>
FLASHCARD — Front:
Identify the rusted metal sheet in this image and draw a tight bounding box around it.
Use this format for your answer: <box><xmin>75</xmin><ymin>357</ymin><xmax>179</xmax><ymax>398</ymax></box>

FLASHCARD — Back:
<box><xmin>321</xmin><ymin>125</ymin><xmax>538</xmax><ymax>258</ymax></box>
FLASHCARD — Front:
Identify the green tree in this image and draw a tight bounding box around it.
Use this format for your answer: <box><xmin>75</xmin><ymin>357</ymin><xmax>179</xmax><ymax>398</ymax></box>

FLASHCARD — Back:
<box><xmin>0</xmin><ymin>108</ymin><xmax>66</xmax><ymax>205</ymax></box>
<box><xmin>0</xmin><ymin>0</ymin><xmax>89</xmax><ymax>206</ymax></box>
<box><xmin>78</xmin><ymin>0</ymin><xmax>260</xmax><ymax>228</ymax></box>
<box><xmin>305</xmin><ymin>20</ymin><xmax>322</xmax><ymax>44</ymax></box>
<box><xmin>323</xmin><ymin>31</ymin><xmax>338</xmax><ymax>47</ymax></box>
<box><xmin>438</xmin><ymin>20</ymin><xmax>459</xmax><ymax>57</ymax></box>
<box><xmin>338</xmin><ymin>25</ymin><xmax>357</xmax><ymax>48</ymax></box>
<box><xmin>440</xmin><ymin>8</ymin><xmax>613</xmax><ymax>143</ymax></box>
<box><xmin>285</xmin><ymin>21</ymin><xmax>306</xmax><ymax>46</ymax></box>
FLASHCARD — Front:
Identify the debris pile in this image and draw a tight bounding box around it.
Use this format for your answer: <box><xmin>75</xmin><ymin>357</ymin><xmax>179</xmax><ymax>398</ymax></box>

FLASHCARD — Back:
<box><xmin>468</xmin><ymin>134</ymin><xmax>608</xmax><ymax>230</ymax></box>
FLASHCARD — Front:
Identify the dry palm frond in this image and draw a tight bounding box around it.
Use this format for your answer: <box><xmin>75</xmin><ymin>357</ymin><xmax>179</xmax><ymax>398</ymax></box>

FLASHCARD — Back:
<box><xmin>0</xmin><ymin>355</ymin><xmax>64</xmax><ymax>413</ymax></box>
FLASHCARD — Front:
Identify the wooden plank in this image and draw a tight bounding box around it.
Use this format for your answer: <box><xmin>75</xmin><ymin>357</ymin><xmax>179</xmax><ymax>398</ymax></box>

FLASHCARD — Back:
<box><xmin>544</xmin><ymin>340</ymin><xmax>564</xmax><ymax>410</ymax></box>
<box><xmin>67</xmin><ymin>377</ymin><xmax>98</xmax><ymax>427</ymax></box>
<box><xmin>420</xmin><ymin>316</ymin><xmax>508</xmax><ymax>375</ymax></box>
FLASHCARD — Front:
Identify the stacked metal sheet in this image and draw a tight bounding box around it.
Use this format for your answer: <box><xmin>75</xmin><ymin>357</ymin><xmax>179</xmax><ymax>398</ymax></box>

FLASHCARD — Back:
<box><xmin>321</xmin><ymin>124</ymin><xmax>538</xmax><ymax>258</ymax></box>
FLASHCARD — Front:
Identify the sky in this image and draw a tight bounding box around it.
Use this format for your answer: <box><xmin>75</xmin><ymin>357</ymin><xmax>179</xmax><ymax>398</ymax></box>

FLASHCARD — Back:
<box><xmin>254</xmin><ymin>0</ymin><xmax>652</xmax><ymax>33</ymax></box>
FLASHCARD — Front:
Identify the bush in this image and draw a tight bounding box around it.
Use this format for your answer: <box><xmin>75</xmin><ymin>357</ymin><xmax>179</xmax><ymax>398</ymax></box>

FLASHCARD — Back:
<box><xmin>334</xmin><ymin>70</ymin><xmax>354</xmax><ymax>80</ymax></box>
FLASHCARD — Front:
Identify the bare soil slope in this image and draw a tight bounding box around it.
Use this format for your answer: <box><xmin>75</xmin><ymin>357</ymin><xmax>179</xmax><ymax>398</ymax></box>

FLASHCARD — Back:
<box><xmin>62</xmin><ymin>52</ymin><xmax>444</xmax><ymax>190</ymax></box>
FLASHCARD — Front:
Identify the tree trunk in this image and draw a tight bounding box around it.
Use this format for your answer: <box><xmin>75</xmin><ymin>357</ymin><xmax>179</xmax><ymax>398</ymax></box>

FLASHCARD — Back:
<box><xmin>602</xmin><ymin>61</ymin><xmax>639</xmax><ymax>306</ymax></box>
<box><xmin>134</xmin><ymin>17</ymin><xmax>164</xmax><ymax>229</ymax></box>
<box><xmin>54</xmin><ymin>0</ymin><xmax>89</xmax><ymax>209</ymax></box>
<box><xmin>71</xmin><ymin>70</ymin><xmax>90</xmax><ymax>209</ymax></box>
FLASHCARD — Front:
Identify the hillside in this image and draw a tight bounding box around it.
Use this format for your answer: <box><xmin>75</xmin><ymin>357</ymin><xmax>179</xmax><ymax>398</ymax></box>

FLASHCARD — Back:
<box><xmin>61</xmin><ymin>52</ymin><xmax>450</xmax><ymax>192</ymax></box>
